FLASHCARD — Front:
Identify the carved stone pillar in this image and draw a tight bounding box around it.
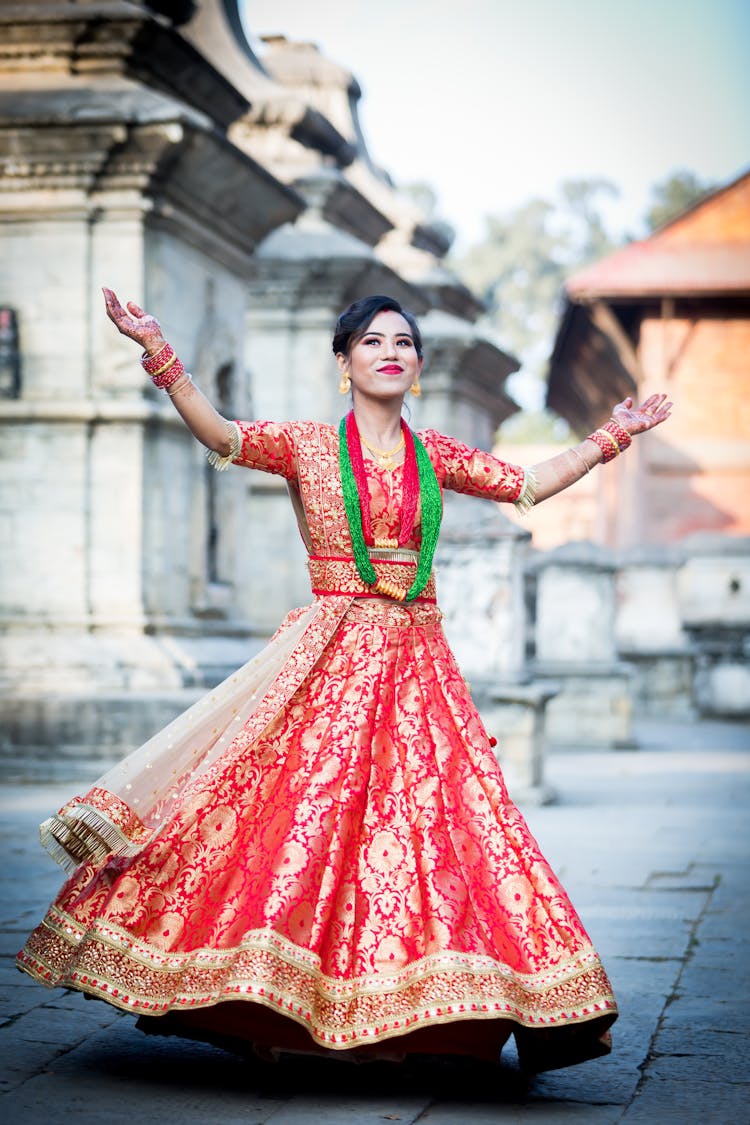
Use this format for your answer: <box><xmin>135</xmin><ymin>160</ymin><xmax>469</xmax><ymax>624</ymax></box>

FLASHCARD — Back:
<box><xmin>0</xmin><ymin>1</ymin><xmax>302</xmax><ymax>774</ymax></box>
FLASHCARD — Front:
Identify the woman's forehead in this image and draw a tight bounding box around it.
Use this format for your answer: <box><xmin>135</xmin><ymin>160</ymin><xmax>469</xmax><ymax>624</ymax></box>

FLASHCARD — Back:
<box><xmin>364</xmin><ymin>309</ymin><xmax>413</xmax><ymax>336</ymax></box>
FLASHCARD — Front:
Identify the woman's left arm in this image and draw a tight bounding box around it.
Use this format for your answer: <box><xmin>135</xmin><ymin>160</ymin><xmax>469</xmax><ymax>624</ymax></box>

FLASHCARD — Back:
<box><xmin>529</xmin><ymin>393</ymin><xmax>672</xmax><ymax>506</ymax></box>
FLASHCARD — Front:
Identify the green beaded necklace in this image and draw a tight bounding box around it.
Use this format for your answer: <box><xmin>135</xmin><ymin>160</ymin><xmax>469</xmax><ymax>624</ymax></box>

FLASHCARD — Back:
<box><xmin>338</xmin><ymin>413</ymin><xmax>442</xmax><ymax>601</ymax></box>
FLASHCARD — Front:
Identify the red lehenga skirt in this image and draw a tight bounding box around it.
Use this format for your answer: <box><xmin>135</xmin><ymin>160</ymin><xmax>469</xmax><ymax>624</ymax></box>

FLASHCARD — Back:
<box><xmin>17</xmin><ymin>596</ymin><xmax>617</xmax><ymax>1072</ymax></box>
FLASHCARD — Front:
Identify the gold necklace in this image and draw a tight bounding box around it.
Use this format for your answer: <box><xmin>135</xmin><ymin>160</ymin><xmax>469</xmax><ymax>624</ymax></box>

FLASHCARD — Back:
<box><xmin>360</xmin><ymin>432</ymin><xmax>405</xmax><ymax>470</ymax></box>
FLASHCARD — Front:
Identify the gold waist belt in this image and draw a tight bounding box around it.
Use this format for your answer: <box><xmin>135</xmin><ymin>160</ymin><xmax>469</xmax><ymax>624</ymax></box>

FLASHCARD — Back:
<box><xmin>308</xmin><ymin>553</ymin><xmax>437</xmax><ymax>603</ymax></box>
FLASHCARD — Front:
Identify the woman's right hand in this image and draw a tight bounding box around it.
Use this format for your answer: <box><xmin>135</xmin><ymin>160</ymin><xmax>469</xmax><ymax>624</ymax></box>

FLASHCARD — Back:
<box><xmin>103</xmin><ymin>287</ymin><xmax>167</xmax><ymax>357</ymax></box>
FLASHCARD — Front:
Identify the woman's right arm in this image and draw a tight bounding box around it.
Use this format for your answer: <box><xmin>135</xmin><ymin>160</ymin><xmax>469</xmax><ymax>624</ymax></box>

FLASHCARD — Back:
<box><xmin>103</xmin><ymin>287</ymin><xmax>233</xmax><ymax>456</ymax></box>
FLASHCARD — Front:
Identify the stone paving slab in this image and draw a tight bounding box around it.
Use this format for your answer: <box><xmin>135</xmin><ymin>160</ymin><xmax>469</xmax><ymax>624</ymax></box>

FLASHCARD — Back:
<box><xmin>621</xmin><ymin>1070</ymin><xmax>750</xmax><ymax>1124</ymax></box>
<box><xmin>422</xmin><ymin>1105</ymin><xmax>624</xmax><ymax>1123</ymax></box>
<box><xmin>1</xmin><ymin>718</ymin><xmax>749</xmax><ymax>1123</ymax></box>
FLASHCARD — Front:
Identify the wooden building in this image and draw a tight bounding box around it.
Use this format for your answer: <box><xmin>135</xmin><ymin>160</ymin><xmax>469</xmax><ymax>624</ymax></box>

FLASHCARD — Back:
<box><xmin>546</xmin><ymin>169</ymin><xmax>750</xmax><ymax>548</ymax></box>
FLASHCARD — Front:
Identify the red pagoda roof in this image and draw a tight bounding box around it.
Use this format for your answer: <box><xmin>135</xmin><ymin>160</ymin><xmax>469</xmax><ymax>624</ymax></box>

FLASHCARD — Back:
<box><xmin>567</xmin><ymin>242</ymin><xmax>750</xmax><ymax>298</ymax></box>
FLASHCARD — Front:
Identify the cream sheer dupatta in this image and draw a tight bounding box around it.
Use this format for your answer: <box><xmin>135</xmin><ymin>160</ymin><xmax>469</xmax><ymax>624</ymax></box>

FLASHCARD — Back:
<box><xmin>40</xmin><ymin>597</ymin><xmax>351</xmax><ymax>873</ymax></box>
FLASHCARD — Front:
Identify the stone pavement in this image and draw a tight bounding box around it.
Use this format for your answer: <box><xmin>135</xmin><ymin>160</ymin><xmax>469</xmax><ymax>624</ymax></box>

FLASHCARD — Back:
<box><xmin>1</xmin><ymin>717</ymin><xmax>749</xmax><ymax>1124</ymax></box>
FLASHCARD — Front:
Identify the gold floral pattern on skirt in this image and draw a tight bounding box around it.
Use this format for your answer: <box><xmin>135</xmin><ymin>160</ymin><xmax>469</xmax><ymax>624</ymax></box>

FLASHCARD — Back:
<box><xmin>18</xmin><ymin>600</ymin><xmax>617</xmax><ymax>1051</ymax></box>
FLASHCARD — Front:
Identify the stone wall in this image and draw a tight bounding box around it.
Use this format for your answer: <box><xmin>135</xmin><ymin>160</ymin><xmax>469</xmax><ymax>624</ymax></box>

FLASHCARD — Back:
<box><xmin>520</xmin><ymin>534</ymin><xmax>750</xmax><ymax>740</ymax></box>
<box><xmin>615</xmin><ymin>547</ymin><xmax>693</xmax><ymax>717</ymax></box>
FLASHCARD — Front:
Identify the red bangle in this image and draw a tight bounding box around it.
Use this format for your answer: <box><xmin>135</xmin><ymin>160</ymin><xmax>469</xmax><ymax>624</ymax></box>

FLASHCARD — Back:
<box><xmin>606</xmin><ymin>417</ymin><xmax>632</xmax><ymax>451</ymax></box>
<box><xmin>141</xmin><ymin>342</ymin><xmax>174</xmax><ymax>376</ymax></box>
<box><xmin>152</xmin><ymin>358</ymin><xmax>186</xmax><ymax>390</ymax></box>
<box><xmin>587</xmin><ymin>428</ymin><xmax>620</xmax><ymax>463</ymax></box>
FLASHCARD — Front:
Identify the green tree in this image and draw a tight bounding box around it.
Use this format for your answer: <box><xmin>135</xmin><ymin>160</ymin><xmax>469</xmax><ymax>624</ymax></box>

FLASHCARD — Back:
<box><xmin>452</xmin><ymin>178</ymin><xmax>622</xmax><ymax>439</ymax></box>
<box><xmin>559</xmin><ymin>177</ymin><xmax>620</xmax><ymax>260</ymax></box>
<box><xmin>645</xmin><ymin>170</ymin><xmax>715</xmax><ymax>232</ymax></box>
<box><xmin>457</xmin><ymin>197</ymin><xmax>565</xmax><ymax>361</ymax></box>
<box><xmin>454</xmin><ymin>178</ymin><xmax>620</xmax><ymax>383</ymax></box>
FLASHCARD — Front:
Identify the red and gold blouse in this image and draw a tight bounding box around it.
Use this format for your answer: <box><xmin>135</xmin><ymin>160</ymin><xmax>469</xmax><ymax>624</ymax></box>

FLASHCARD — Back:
<box><xmin>231</xmin><ymin>421</ymin><xmax>527</xmax><ymax>600</ymax></box>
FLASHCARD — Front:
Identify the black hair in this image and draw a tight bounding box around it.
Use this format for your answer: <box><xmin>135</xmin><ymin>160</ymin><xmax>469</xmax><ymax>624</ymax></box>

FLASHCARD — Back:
<box><xmin>332</xmin><ymin>295</ymin><xmax>423</xmax><ymax>359</ymax></box>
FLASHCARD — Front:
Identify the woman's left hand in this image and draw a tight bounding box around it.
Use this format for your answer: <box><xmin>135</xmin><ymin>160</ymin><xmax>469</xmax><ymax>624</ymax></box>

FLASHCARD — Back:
<box><xmin>611</xmin><ymin>394</ymin><xmax>672</xmax><ymax>436</ymax></box>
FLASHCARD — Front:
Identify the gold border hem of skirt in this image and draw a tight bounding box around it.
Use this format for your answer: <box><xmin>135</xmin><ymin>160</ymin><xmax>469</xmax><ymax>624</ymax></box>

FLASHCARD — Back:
<box><xmin>16</xmin><ymin>906</ymin><xmax>617</xmax><ymax>1050</ymax></box>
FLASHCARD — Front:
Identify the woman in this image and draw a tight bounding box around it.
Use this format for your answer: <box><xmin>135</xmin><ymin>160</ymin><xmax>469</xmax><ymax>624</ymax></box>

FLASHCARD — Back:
<box><xmin>17</xmin><ymin>290</ymin><xmax>671</xmax><ymax>1073</ymax></box>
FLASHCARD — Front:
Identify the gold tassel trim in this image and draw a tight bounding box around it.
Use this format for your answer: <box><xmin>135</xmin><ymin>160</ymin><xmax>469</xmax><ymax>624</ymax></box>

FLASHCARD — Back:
<box><xmin>514</xmin><ymin>467</ymin><xmax>538</xmax><ymax>515</ymax></box>
<box><xmin>206</xmin><ymin>420</ymin><xmax>243</xmax><ymax>472</ymax></box>
<box><xmin>39</xmin><ymin>808</ymin><xmax>145</xmax><ymax>874</ymax></box>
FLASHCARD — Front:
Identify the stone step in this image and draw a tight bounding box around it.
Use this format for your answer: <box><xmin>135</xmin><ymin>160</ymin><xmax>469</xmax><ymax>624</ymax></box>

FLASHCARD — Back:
<box><xmin>0</xmin><ymin>692</ymin><xmax>204</xmax><ymax>782</ymax></box>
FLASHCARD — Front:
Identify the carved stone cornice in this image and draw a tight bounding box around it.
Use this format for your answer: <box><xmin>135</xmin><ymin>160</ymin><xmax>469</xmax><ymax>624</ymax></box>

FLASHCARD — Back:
<box><xmin>418</xmin><ymin>270</ymin><xmax>486</xmax><ymax>323</ymax></box>
<box><xmin>0</xmin><ymin>397</ymin><xmax>187</xmax><ymax>425</ymax></box>
<box><xmin>0</xmin><ymin>120</ymin><xmax>132</xmax><ymax>195</ymax></box>
<box><xmin>420</xmin><ymin>310</ymin><xmax>520</xmax><ymax>429</ymax></box>
<box><xmin>0</xmin><ymin>0</ymin><xmax>246</xmax><ymax>130</ymax></box>
<box><xmin>292</xmin><ymin>169</ymin><xmax>392</xmax><ymax>248</ymax></box>
<box><xmin>179</xmin><ymin>1</ymin><xmax>354</xmax><ymax>167</ymax></box>
<box><xmin>247</xmin><ymin>218</ymin><xmax>428</xmax><ymax>312</ymax></box>
<box><xmin>0</xmin><ymin>115</ymin><xmax>303</xmax><ymax>265</ymax></box>
<box><xmin>239</xmin><ymin>101</ymin><xmax>355</xmax><ymax>167</ymax></box>
<box><xmin>377</xmin><ymin>233</ymin><xmax>484</xmax><ymax>321</ymax></box>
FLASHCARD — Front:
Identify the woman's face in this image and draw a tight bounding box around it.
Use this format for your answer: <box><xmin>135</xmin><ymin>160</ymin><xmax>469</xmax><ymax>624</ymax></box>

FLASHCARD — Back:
<box><xmin>336</xmin><ymin>309</ymin><xmax>422</xmax><ymax>404</ymax></box>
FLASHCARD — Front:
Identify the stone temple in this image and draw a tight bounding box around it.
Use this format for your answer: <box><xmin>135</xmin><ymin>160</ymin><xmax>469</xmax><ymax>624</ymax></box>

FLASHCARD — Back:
<box><xmin>0</xmin><ymin>0</ymin><xmax>523</xmax><ymax>778</ymax></box>
<box><xmin>1</xmin><ymin>2</ymin><xmax>747</xmax><ymax>790</ymax></box>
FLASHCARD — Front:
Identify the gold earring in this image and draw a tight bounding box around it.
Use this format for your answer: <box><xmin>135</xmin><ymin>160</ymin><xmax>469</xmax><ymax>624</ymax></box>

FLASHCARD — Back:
<box><xmin>339</xmin><ymin>370</ymin><xmax>351</xmax><ymax>394</ymax></box>
<box><xmin>409</xmin><ymin>378</ymin><xmax>421</xmax><ymax>398</ymax></box>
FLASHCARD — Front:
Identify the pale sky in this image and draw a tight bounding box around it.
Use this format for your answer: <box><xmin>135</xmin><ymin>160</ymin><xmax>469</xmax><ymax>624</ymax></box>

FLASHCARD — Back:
<box><xmin>243</xmin><ymin>0</ymin><xmax>750</xmax><ymax>251</ymax></box>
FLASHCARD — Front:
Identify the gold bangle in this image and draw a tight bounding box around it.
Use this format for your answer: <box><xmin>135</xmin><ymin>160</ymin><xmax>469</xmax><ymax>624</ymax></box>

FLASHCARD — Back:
<box><xmin>570</xmin><ymin>446</ymin><xmax>592</xmax><ymax>474</ymax></box>
<box><xmin>594</xmin><ymin>428</ymin><xmax>620</xmax><ymax>455</ymax></box>
<box><xmin>150</xmin><ymin>353</ymin><xmax>178</xmax><ymax>379</ymax></box>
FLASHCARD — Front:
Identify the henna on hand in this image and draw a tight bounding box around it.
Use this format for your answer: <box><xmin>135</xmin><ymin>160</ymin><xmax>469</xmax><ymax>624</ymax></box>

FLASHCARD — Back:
<box><xmin>612</xmin><ymin>394</ymin><xmax>672</xmax><ymax>436</ymax></box>
<box><xmin>102</xmin><ymin>287</ymin><xmax>166</xmax><ymax>355</ymax></box>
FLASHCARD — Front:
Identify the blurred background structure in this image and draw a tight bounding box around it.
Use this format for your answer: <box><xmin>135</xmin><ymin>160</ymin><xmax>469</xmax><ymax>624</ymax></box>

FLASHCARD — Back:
<box><xmin>0</xmin><ymin>0</ymin><xmax>748</xmax><ymax>792</ymax></box>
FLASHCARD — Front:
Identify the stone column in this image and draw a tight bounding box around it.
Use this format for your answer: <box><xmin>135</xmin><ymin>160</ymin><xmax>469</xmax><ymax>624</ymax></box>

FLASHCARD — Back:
<box><xmin>677</xmin><ymin>534</ymin><xmax>750</xmax><ymax>718</ymax></box>
<box><xmin>410</xmin><ymin>310</ymin><xmax>519</xmax><ymax>449</ymax></box>
<box><xmin>437</xmin><ymin>499</ymin><xmax>557</xmax><ymax>803</ymax></box>
<box><xmin>616</xmin><ymin>546</ymin><xmax>694</xmax><ymax>716</ymax></box>
<box><xmin>0</xmin><ymin>5</ymin><xmax>303</xmax><ymax>776</ymax></box>
<box><xmin>530</xmin><ymin>542</ymin><xmax>635</xmax><ymax>749</ymax></box>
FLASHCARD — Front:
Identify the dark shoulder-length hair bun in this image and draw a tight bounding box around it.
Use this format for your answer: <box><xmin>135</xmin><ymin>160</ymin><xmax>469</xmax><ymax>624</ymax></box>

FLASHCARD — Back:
<box><xmin>332</xmin><ymin>295</ymin><xmax>423</xmax><ymax>358</ymax></box>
